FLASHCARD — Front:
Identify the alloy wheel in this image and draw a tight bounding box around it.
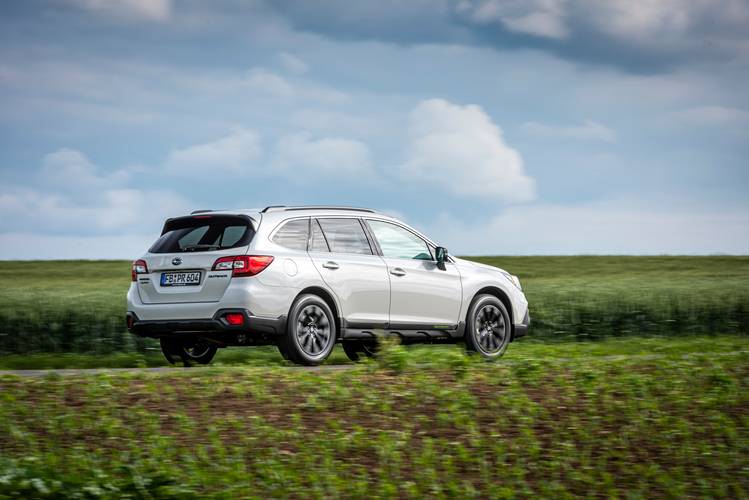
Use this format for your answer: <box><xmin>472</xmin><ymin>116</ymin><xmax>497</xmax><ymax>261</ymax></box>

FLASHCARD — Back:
<box><xmin>295</xmin><ymin>304</ymin><xmax>332</xmax><ymax>356</ymax></box>
<box><xmin>474</xmin><ymin>304</ymin><xmax>507</xmax><ymax>354</ymax></box>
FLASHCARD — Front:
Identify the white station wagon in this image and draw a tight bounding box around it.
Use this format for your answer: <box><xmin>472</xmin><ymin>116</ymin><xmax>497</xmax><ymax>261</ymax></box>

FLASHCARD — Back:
<box><xmin>127</xmin><ymin>206</ymin><xmax>530</xmax><ymax>365</ymax></box>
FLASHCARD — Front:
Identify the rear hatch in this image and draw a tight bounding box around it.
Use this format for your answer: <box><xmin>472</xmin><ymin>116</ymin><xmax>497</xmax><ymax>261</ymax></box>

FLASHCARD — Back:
<box><xmin>136</xmin><ymin>214</ymin><xmax>256</xmax><ymax>304</ymax></box>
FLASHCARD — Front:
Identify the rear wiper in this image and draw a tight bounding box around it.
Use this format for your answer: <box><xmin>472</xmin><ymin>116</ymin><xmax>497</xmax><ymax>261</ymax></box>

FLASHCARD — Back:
<box><xmin>182</xmin><ymin>244</ymin><xmax>221</xmax><ymax>252</ymax></box>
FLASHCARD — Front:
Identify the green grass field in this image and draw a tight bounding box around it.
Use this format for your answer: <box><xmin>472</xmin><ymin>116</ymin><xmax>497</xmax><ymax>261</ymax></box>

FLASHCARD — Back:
<box><xmin>0</xmin><ymin>257</ymin><xmax>747</xmax><ymax>355</ymax></box>
<box><xmin>1</xmin><ymin>336</ymin><xmax>747</xmax><ymax>498</ymax></box>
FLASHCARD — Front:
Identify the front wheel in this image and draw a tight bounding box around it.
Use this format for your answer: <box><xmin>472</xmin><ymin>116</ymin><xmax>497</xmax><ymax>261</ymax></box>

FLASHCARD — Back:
<box><xmin>160</xmin><ymin>338</ymin><xmax>217</xmax><ymax>366</ymax></box>
<box><xmin>282</xmin><ymin>294</ymin><xmax>337</xmax><ymax>366</ymax></box>
<box><xmin>464</xmin><ymin>295</ymin><xmax>511</xmax><ymax>359</ymax></box>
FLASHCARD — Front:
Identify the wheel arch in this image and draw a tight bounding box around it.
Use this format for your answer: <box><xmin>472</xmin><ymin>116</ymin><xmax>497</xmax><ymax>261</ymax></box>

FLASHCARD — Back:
<box><xmin>293</xmin><ymin>286</ymin><xmax>342</xmax><ymax>339</ymax></box>
<box><xmin>469</xmin><ymin>286</ymin><xmax>515</xmax><ymax>338</ymax></box>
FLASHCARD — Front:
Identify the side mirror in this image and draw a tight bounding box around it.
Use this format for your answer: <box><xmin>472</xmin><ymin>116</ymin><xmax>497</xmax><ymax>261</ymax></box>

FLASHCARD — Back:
<box><xmin>435</xmin><ymin>247</ymin><xmax>448</xmax><ymax>269</ymax></box>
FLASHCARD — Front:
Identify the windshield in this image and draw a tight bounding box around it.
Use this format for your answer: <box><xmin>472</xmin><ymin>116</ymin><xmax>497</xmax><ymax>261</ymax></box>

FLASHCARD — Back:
<box><xmin>149</xmin><ymin>215</ymin><xmax>255</xmax><ymax>253</ymax></box>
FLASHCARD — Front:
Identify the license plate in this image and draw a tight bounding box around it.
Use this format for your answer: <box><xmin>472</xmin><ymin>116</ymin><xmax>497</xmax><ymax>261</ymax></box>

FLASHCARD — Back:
<box><xmin>160</xmin><ymin>271</ymin><xmax>201</xmax><ymax>287</ymax></box>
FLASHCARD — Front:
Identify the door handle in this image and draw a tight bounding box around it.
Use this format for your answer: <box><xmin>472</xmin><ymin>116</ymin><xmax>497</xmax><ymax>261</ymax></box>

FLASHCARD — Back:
<box><xmin>390</xmin><ymin>267</ymin><xmax>406</xmax><ymax>277</ymax></box>
<box><xmin>322</xmin><ymin>261</ymin><xmax>339</xmax><ymax>270</ymax></box>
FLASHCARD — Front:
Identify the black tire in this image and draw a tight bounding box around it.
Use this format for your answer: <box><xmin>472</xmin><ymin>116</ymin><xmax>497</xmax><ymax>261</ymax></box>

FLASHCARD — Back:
<box><xmin>160</xmin><ymin>337</ymin><xmax>217</xmax><ymax>366</ymax></box>
<box><xmin>464</xmin><ymin>295</ymin><xmax>511</xmax><ymax>359</ymax></box>
<box><xmin>282</xmin><ymin>294</ymin><xmax>337</xmax><ymax>366</ymax></box>
<box><xmin>342</xmin><ymin>340</ymin><xmax>378</xmax><ymax>362</ymax></box>
<box><xmin>160</xmin><ymin>338</ymin><xmax>182</xmax><ymax>365</ymax></box>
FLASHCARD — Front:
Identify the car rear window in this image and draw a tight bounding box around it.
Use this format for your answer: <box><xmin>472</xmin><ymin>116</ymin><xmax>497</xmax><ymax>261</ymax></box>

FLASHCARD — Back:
<box><xmin>149</xmin><ymin>215</ymin><xmax>255</xmax><ymax>253</ymax></box>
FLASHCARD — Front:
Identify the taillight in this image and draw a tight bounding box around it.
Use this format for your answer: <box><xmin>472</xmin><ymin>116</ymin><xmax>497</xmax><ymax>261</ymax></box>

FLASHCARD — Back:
<box><xmin>212</xmin><ymin>255</ymin><xmax>274</xmax><ymax>277</ymax></box>
<box><xmin>224</xmin><ymin>313</ymin><xmax>245</xmax><ymax>326</ymax></box>
<box><xmin>131</xmin><ymin>259</ymin><xmax>148</xmax><ymax>281</ymax></box>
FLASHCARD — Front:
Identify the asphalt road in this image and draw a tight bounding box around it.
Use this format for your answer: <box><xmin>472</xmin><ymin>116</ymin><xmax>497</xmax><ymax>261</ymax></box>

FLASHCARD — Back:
<box><xmin>0</xmin><ymin>365</ymin><xmax>357</xmax><ymax>377</ymax></box>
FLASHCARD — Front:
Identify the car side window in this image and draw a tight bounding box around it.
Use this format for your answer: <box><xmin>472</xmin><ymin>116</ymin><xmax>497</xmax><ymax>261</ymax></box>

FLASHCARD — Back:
<box><xmin>309</xmin><ymin>219</ymin><xmax>330</xmax><ymax>252</ymax></box>
<box><xmin>317</xmin><ymin>218</ymin><xmax>373</xmax><ymax>255</ymax></box>
<box><xmin>272</xmin><ymin>219</ymin><xmax>309</xmax><ymax>250</ymax></box>
<box><xmin>367</xmin><ymin>220</ymin><xmax>432</xmax><ymax>260</ymax></box>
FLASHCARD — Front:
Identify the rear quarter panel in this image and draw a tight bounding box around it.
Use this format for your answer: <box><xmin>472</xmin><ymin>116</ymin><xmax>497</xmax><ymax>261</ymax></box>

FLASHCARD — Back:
<box><xmin>250</xmin><ymin>232</ymin><xmax>339</xmax><ymax>317</ymax></box>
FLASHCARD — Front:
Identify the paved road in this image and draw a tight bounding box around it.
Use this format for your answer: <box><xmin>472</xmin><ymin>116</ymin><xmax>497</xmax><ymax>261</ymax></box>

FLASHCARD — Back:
<box><xmin>0</xmin><ymin>365</ymin><xmax>357</xmax><ymax>377</ymax></box>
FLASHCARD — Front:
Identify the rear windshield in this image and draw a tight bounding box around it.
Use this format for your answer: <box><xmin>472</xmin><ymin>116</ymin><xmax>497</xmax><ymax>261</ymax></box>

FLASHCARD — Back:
<box><xmin>149</xmin><ymin>215</ymin><xmax>255</xmax><ymax>253</ymax></box>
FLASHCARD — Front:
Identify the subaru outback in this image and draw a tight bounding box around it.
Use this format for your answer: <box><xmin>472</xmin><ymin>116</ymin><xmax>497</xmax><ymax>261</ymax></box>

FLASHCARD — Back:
<box><xmin>127</xmin><ymin>206</ymin><xmax>530</xmax><ymax>365</ymax></box>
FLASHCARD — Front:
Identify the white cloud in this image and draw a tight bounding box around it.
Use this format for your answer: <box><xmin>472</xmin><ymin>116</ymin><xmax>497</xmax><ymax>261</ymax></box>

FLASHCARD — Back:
<box><xmin>574</xmin><ymin>0</ymin><xmax>749</xmax><ymax>61</ymax></box>
<box><xmin>451</xmin><ymin>0</ymin><xmax>749</xmax><ymax>64</ymax></box>
<box><xmin>40</xmin><ymin>148</ymin><xmax>130</xmax><ymax>192</ymax></box>
<box><xmin>455</xmin><ymin>0</ymin><xmax>568</xmax><ymax>39</ymax></box>
<box><xmin>402</xmin><ymin>98</ymin><xmax>535</xmax><ymax>202</ymax></box>
<box><xmin>670</xmin><ymin>106</ymin><xmax>749</xmax><ymax>127</ymax></box>
<box><xmin>243</xmin><ymin>68</ymin><xmax>348</xmax><ymax>104</ymax></box>
<box><xmin>70</xmin><ymin>0</ymin><xmax>172</xmax><ymax>22</ymax></box>
<box><xmin>424</xmin><ymin>201</ymin><xmax>749</xmax><ymax>255</ymax></box>
<box><xmin>0</xmin><ymin>184</ymin><xmax>189</xmax><ymax>237</ymax></box>
<box><xmin>272</xmin><ymin>133</ymin><xmax>374</xmax><ymax>178</ymax></box>
<box><xmin>161</xmin><ymin>126</ymin><xmax>377</xmax><ymax>182</ymax></box>
<box><xmin>521</xmin><ymin>119</ymin><xmax>616</xmax><ymax>142</ymax></box>
<box><xmin>579</xmin><ymin>0</ymin><xmax>691</xmax><ymax>40</ymax></box>
<box><xmin>279</xmin><ymin>52</ymin><xmax>309</xmax><ymax>74</ymax></box>
<box><xmin>164</xmin><ymin>128</ymin><xmax>263</xmax><ymax>176</ymax></box>
<box><xmin>0</xmin><ymin>232</ymin><xmax>157</xmax><ymax>260</ymax></box>
<box><xmin>244</xmin><ymin>68</ymin><xmax>295</xmax><ymax>99</ymax></box>
<box><xmin>0</xmin><ymin>150</ymin><xmax>191</xmax><ymax>240</ymax></box>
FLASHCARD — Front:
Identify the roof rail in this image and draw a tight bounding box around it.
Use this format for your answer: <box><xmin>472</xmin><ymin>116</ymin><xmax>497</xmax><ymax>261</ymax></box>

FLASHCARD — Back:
<box><xmin>261</xmin><ymin>205</ymin><xmax>376</xmax><ymax>214</ymax></box>
<box><xmin>190</xmin><ymin>209</ymin><xmax>214</xmax><ymax>214</ymax></box>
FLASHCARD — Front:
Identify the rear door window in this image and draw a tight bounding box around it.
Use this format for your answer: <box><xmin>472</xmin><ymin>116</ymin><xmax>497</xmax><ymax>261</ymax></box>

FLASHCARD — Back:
<box><xmin>149</xmin><ymin>216</ymin><xmax>255</xmax><ymax>253</ymax></box>
<box><xmin>317</xmin><ymin>218</ymin><xmax>373</xmax><ymax>255</ymax></box>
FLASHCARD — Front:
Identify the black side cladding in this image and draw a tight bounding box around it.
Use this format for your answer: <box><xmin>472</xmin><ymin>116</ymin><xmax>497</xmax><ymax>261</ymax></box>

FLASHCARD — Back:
<box><xmin>513</xmin><ymin>309</ymin><xmax>530</xmax><ymax>340</ymax></box>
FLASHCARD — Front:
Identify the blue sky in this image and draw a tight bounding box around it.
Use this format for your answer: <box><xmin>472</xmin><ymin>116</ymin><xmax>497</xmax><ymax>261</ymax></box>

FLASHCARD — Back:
<box><xmin>1</xmin><ymin>0</ymin><xmax>748</xmax><ymax>258</ymax></box>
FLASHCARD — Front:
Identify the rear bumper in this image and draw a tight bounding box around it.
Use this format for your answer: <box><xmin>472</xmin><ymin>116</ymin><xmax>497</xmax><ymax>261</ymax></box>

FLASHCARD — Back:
<box><xmin>513</xmin><ymin>309</ymin><xmax>530</xmax><ymax>340</ymax></box>
<box><xmin>126</xmin><ymin>309</ymin><xmax>286</xmax><ymax>338</ymax></box>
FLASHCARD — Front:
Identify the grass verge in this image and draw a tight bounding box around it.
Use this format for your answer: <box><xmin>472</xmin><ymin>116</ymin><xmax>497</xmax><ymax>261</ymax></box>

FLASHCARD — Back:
<box><xmin>0</xmin><ymin>334</ymin><xmax>746</xmax><ymax>370</ymax></box>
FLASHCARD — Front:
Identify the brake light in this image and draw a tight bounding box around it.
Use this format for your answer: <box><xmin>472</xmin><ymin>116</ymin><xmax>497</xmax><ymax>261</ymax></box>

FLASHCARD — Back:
<box><xmin>131</xmin><ymin>259</ymin><xmax>148</xmax><ymax>281</ymax></box>
<box><xmin>224</xmin><ymin>313</ymin><xmax>245</xmax><ymax>326</ymax></box>
<box><xmin>212</xmin><ymin>255</ymin><xmax>274</xmax><ymax>277</ymax></box>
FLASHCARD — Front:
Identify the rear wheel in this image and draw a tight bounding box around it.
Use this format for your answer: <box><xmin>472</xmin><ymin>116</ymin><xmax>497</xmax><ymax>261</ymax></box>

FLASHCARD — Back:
<box><xmin>160</xmin><ymin>338</ymin><xmax>217</xmax><ymax>366</ymax></box>
<box><xmin>464</xmin><ymin>295</ymin><xmax>511</xmax><ymax>359</ymax></box>
<box><xmin>282</xmin><ymin>294</ymin><xmax>336</xmax><ymax>366</ymax></box>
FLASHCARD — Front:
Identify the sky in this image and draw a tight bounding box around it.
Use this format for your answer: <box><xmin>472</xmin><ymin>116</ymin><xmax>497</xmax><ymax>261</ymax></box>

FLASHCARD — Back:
<box><xmin>1</xmin><ymin>0</ymin><xmax>748</xmax><ymax>258</ymax></box>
